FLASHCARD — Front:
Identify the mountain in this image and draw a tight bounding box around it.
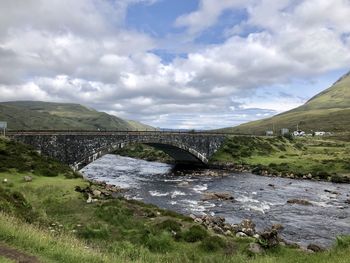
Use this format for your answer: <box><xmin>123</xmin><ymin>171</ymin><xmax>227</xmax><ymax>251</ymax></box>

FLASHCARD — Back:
<box><xmin>0</xmin><ymin>101</ymin><xmax>154</xmax><ymax>131</ymax></box>
<box><xmin>221</xmin><ymin>71</ymin><xmax>350</xmax><ymax>134</ymax></box>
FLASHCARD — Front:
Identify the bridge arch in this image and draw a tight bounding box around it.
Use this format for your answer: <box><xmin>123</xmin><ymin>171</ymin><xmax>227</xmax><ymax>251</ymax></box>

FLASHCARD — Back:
<box><xmin>73</xmin><ymin>138</ymin><xmax>209</xmax><ymax>170</ymax></box>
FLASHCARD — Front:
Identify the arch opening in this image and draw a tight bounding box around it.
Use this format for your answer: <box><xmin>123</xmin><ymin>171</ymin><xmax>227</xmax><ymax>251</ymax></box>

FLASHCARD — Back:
<box><xmin>73</xmin><ymin>140</ymin><xmax>208</xmax><ymax>170</ymax></box>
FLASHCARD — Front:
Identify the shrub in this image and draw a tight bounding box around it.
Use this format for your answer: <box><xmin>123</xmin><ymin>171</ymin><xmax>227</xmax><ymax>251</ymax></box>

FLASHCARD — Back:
<box><xmin>155</xmin><ymin>219</ymin><xmax>181</xmax><ymax>233</ymax></box>
<box><xmin>336</xmin><ymin>236</ymin><xmax>350</xmax><ymax>249</ymax></box>
<box><xmin>331</xmin><ymin>174</ymin><xmax>350</xmax><ymax>183</ymax></box>
<box><xmin>78</xmin><ymin>224</ymin><xmax>110</xmax><ymax>239</ymax></box>
<box><xmin>200</xmin><ymin>236</ymin><xmax>226</xmax><ymax>252</ymax></box>
<box><xmin>145</xmin><ymin>232</ymin><xmax>173</xmax><ymax>253</ymax></box>
<box><xmin>183</xmin><ymin>225</ymin><xmax>208</xmax><ymax>243</ymax></box>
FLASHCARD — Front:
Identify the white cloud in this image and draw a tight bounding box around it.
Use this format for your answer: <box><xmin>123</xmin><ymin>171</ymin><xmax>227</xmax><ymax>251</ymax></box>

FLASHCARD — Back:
<box><xmin>0</xmin><ymin>0</ymin><xmax>350</xmax><ymax>129</ymax></box>
<box><xmin>175</xmin><ymin>0</ymin><xmax>246</xmax><ymax>37</ymax></box>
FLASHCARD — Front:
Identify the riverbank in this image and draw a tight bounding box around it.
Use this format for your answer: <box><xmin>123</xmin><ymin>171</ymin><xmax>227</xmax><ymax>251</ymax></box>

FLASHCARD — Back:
<box><xmin>1</xmin><ymin>137</ymin><xmax>350</xmax><ymax>262</ymax></box>
<box><xmin>115</xmin><ymin>136</ymin><xmax>350</xmax><ymax>183</ymax></box>
<box><xmin>210</xmin><ymin>136</ymin><xmax>350</xmax><ymax>183</ymax></box>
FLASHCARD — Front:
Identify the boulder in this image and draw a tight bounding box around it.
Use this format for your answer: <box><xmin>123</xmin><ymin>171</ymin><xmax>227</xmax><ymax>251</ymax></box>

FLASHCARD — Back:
<box><xmin>239</xmin><ymin>219</ymin><xmax>256</xmax><ymax>236</ymax></box>
<box><xmin>248</xmin><ymin>243</ymin><xmax>264</xmax><ymax>254</ymax></box>
<box><xmin>324</xmin><ymin>189</ymin><xmax>340</xmax><ymax>195</ymax></box>
<box><xmin>259</xmin><ymin>229</ymin><xmax>280</xmax><ymax>248</ymax></box>
<box><xmin>202</xmin><ymin>192</ymin><xmax>234</xmax><ymax>201</ymax></box>
<box><xmin>287</xmin><ymin>199</ymin><xmax>313</xmax><ymax>206</ymax></box>
<box><xmin>2</xmin><ymin>178</ymin><xmax>8</xmax><ymax>183</ymax></box>
<box><xmin>236</xmin><ymin>232</ymin><xmax>248</xmax><ymax>238</ymax></box>
<box><xmin>92</xmin><ymin>190</ymin><xmax>101</xmax><ymax>197</ymax></box>
<box><xmin>212</xmin><ymin>225</ymin><xmax>225</xmax><ymax>235</ymax></box>
<box><xmin>307</xmin><ymin>244</ymin><xmax>326</xmax><ymax>252</ymax></box>
<box><xmin>194</xmin><ymin>218</ymin><xmax>203</xmax><ymax>224</ymax></box>
<box><xmin>224</xmin><ymin>230</ymin><xmax>232</xmax><ymax>236</ymax></box>
<box><xmin>345</xmin><ymin>199</ymin><xmax>350</xmax><ymax>204</ymax></box>
<box><xmin>23</xmin><ymin>176</ymin><xmax>33</xmax><ymax>182</ymax></box>
<box><xmin>86</xmin><ymin>194</ymin><xmax>93</xmax><ymax>204</ymax></box>
<box><xmin>271</xmin><ymin>224</ymin><xmax>284</xmax><ymax>232</ymax></box>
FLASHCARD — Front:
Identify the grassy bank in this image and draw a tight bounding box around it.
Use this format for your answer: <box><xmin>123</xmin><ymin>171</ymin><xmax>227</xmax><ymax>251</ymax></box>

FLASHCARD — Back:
<box><xmin>210</xmin><ymin>136</ymin><xmax>350</xmax><ymax>182</ymax></box>
<box><xmin>1</xmin><ymin>137</ymin><xmax>350</xmax><ymax>262</ymax></box>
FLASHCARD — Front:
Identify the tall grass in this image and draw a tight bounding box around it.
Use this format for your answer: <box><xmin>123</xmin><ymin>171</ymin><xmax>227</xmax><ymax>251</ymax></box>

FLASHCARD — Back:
<box><xmin>0</xmin><ymin>212</ymin><xmax>112</xmax><ymax>263</ymax></box>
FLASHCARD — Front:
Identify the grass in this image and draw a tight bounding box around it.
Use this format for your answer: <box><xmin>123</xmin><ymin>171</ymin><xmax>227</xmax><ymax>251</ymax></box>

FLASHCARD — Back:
<box><xmin>1</xmin><ymin>137</ymin><xmax>350</xmax><ymax>262</ymax></box>
<box><xmin>210</xmin><ymin>136</ymin><xmax>350</xmax><ymax>181</ymax></box>
<box><xmin>0</xmin><ymin>256</ymin><xmax>15</xmax><ymax>263</ymax></box>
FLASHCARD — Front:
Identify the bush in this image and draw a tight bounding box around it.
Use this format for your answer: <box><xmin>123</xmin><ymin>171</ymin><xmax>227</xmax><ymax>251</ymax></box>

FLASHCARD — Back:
<box><xmin>36</xmin><ymin>167</ymin><xmax>58</xmax><ymax>177</ymax></box>
<box><xmin>331</xmin><ymin>174</ymin><xmax>350</xmax><ymax>183</ymax></box>
<box><xmin>183</xmin><ymin>225</ymin><xmax>208</xmax><ymax>243</ymax></box>
<box><xmin>155</xmin><ymin>219</ymin><xmax>181</xmax><ymax>233</ymax></box>
<box><xmin>145</xmin><ymin>232</ymin><xmax>173</xmax><ymax>253</ymax></box>
<box><xmin>200</xmin><ymin>236</ymin><xmax>226</xmax><ymax>252</ymax></box>
<box><xmin>78</xmin><ymin>224</ymin><xmax>110</xmax><ymax>239</ymax></box>
<box><xmin>336</xmin><ymin>236</ymin><xmax>350</xmax><ymax>249</ymax></box>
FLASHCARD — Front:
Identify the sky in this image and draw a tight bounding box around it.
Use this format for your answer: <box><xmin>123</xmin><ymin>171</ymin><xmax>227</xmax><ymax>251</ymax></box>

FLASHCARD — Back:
<box><xmin>0</xmin><ymin>0</ymin><xmax>350</xmax><ymax>129</ymax></box>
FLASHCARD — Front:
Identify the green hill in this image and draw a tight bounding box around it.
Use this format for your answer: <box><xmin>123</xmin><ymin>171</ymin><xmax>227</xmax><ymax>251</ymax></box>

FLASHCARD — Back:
<box><xmin>222</xmin><ymin>71</ymin><xmax>350</xmax><ymax>134</ymax></box>
<box><xmin>0</xmin><ymin>101</ymin><xmax>154</xmax><ymax>131</ymax></box>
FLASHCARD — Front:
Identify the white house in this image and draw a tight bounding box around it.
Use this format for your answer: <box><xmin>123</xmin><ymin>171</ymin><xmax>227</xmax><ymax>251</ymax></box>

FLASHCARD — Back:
<box><xmin>293</xmin><ymin>130</ymin><xmax>305</xmax><ymax>137</ymax></box>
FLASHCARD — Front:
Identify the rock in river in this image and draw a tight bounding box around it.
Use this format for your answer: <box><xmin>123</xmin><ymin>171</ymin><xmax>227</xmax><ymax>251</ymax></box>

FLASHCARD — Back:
<box><xmin>287</xmin><ymin>199</ymin><xmax>313</xmax><ymax>206</ymax></box>
<box><xmin>202</xmin><ymin>192</ymin><xmax>234</xmax><ymax>201</ymax></box>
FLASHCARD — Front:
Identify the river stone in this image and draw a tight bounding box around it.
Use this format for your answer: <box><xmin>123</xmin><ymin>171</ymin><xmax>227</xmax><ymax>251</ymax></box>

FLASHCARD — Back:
<box><xmin>259</xmin><ymin>229</ymin><xmax>280</xmax><ymax>248</ymax></box>
<box><xmin>240</xmin><ymin>219</ymin><xmax>256</xmax><ymax>234</ymax></box>
<box><xmin>92</xmin><ymin>190</ymin><xmax>102</xmax><ymax>197</ymax></box>
<box><xmin>236</xmin><ymin>232</ymin><xmax>248</xmax><ymax>238</ymax></box>
<box><xmin>194</xmin><ymin>218</ymin><xmax>203</xmax><ymax>224</ymax></box>
<box><xmin>248</xmin><ymin>243</ymin><xmax>263</xmax><ymax>254</ymax></box>
<box><xmin>345</xmin><ymin>199</ymin><xmax>350</xmax><ymax>204</ymax></box>
<box><xmin>307</xmin><ymin>244</ymin><xmax>326</xmax><ymax>252</ymax></box>
<box><xmin>213</xmin><ymin>225</ymin><xmax>224</xmax><ymax>235</ymax></box>
<box><xmin>202</xmin><ymin>192</ymin><xmax>234</xmax><ymax>201</ymax></box>
<box><xmin>86</xmin><ymin>194</ymin><xmax>93</xmax><ymax>204</ymax></box>
<box><xmin>287</xmin><ymin>199</ymin><xmax>313</xmax><ymax>206</ymax></box>
<box><xmin>224</xmin><ymin>230</ymin><xmax>232</xmax><ymax>236</ymax></box>
<box><xmin>189</xmin><ymin>214</ymin><xmax>196</xmax><ymax>220</ymax></box>
<box><xmin>23</xmin><ymin>176</ymin><xmax>33</xmax><ymax>182</ymax></box>
<box><xmin>271</xmin><ymin>224</ymin><xmax>284</xmax><ymax>232</ymax></box>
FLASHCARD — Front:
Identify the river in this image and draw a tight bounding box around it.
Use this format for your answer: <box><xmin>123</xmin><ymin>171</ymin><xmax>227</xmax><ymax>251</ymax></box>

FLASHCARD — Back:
<box><xmin>81</xmin><ymin>154</ymin><xmax>350</xmax><ymax>247</ymax></box>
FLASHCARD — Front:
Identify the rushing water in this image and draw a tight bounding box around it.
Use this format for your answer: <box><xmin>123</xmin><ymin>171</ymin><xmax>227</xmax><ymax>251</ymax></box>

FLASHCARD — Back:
<box><xmin>81</xmin><ymin>154</ymin><xmax>350</xmax><ymax>247</ymax></box>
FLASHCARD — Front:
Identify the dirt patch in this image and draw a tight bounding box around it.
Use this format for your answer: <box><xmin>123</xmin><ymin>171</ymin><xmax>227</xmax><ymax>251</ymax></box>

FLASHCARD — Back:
<box><xmin>0</xmin><ymin>243</ymin><xmax>40</xmax><ymax>263</ymax></box>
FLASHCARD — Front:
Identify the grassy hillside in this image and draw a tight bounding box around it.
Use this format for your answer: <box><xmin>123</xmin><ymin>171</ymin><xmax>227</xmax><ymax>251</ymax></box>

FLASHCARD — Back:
<box><xmin>0</xmin><ymin>101</ymin><xmax>153</xmax><ymax>131</ymax></box>
<box><xmin>1</xmin><ymin>138</ymin><xmax>350</xmax><ymax>262</ymax></box>
<box><xmin>222</xmin><ymin>71</ymin><xmax>350</xmax><ymax>134</ymax></box>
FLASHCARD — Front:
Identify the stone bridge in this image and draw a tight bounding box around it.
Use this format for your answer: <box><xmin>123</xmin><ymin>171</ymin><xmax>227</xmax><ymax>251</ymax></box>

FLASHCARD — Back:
<box><xmin>8</xmin><ymin>131</ymin><xmax>228</xmax><ymax>170</ymax></box>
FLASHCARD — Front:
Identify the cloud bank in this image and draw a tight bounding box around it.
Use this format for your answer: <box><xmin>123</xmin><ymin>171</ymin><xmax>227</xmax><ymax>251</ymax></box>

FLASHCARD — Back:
<box><xmin>0</xmin><ymin>0</ymin><xmax>350</xmax><ymax>129</ymax></box>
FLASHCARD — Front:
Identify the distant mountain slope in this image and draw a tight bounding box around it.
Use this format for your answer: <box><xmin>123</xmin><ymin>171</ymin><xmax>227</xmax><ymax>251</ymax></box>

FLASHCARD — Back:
<box><xmin>0</xmin><ymin>101</ymin><xmax>154</xmax><ymax>131</ymax></box>
<box><xmin>221</xmin><ymin>71</ymin><xmax>350</xmax><ymax>134</ymax></box>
